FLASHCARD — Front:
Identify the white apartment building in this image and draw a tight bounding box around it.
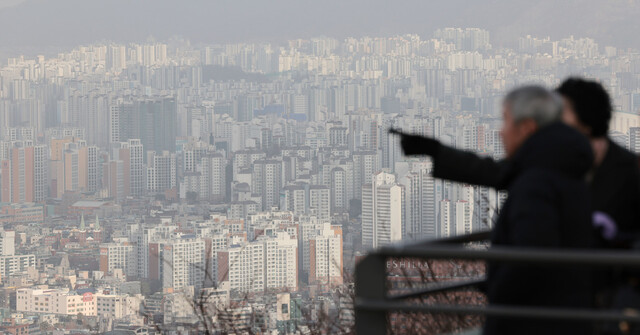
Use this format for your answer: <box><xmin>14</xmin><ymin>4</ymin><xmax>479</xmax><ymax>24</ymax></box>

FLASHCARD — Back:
<box><xmin>400</xmin><ymin>164</ymin><xmax>437</xmax><ymax>240</ymax></box>
<box><xmin>128</xmin><ymin>225</ymin><xmax>155</xmax><ymax>279</ymax></box>
<box><xmin>362</xmin><ymin>172</ymin><xmax>403</xmax><ymax>249</ymax></box>
<box><xmin>127</xmin><ymin>139</ymin><xmax>145</xmax><ymax>196</ymax></box>
<box><xmin>0</xmin><ymin>230</ymin><xmax>15</xmax><ymax>256</ymax></box>
<box><xmin>217</xmin><ymin>242</ymin><xmax>265</xmax><ymax>293</ymax></box>
<box><xmin>0</xmin><ymin>229</ymin><xmax>35</xmax><ymax>280</ymax></box>
<box><xmin>208</xmin><ymin>153</ymin><xmax>227</xmax><ymax>201</ymax></box>
<box><xmin>309</xmin><ymin>224</ymin><xmax>343</xmax><ymax>285</ymax></box>
<box><xmin>205</xmin><ymin>233</ymin><xmax>229</xmax><ymax>286</ymax></box>
<box><xmin>261</xmin><ymin>232</ymin><xmax>298</xmax><ymax>291</ymax></box>
<box><xmin>146</xmin><ymin>151</ymin><xmax>177</xmax><ymax>193</ymax></box>
<box><xmin>330</xmin><ymin>167</ymin><xmax>349</xmax><ymax>212</ymax></box>
<box><xmin>100</xmin><ymin>242</ymin><xmax>137</xmax><ymax>278</ymax></box>
<box><xmin>0</xmin><ymin>254</ymin><xmax>36</xmax><ymax>279</ymax></box>
<box><xmin>252</xmin><ymin>159</ymin><xmax>283</xmax><ymax>210</ymax></box>
<box><xmin>353</xmin><ymin>151</ymin><xmax>381</xmax><ymax>201</ymax></box>
<box><xmin>309</xmin><ymin>185</ymin><xmax>330</xmax><ymax>221</ymax></box>
<box><xmin>298</xmin><ymin>218</ymin><xmax>326</xmax><ymax>278</ymax></box>
<box><xmin>96</xmin><ymin>294</ymin><xmax>144</xmax><ymax>320</ymax></box>
<box><xmin>281</xmin><ymin>184</ymin><xmax>330</xmax><ymax>221</ymax></box>
<box><xmin>440</xmin><ymin>200</ymin><xmax>451</xmax><ymax>238</ymax></box>
<box><xmin>282</xmin><ymin>185</ymin><xmax>306</xmax><ymax>215</ymax></box>
<box><xmin>455</xmin><ymin>200</ymin><xmax>473</xmax><ymax>236</ymax></box>
<box><xmin>181</xmin><ymin>151</ymin><xmax>227</xmax><ymax>202</ymax></box>
<box><xmin>182</xmin><ymin>140</ymin><xmax>213</xmax><ymax>173</ymax></box>
<box><xmin>154</xmin><ymin>237</ymin><xmax>206</xmax><ymax>291</ymax></box>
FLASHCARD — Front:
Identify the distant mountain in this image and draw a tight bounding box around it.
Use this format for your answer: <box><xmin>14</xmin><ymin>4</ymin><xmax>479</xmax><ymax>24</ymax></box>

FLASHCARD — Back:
<box><xmin>0</xmin><ymin>0</ymin><xmax>639</xmax><ymax>49</ymax></box>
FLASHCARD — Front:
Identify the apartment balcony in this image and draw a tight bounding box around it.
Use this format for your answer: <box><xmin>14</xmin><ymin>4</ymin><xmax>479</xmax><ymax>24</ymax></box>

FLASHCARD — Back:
<box><xmin>354</xmin><ymin>231</ymin><xmax>640</xmax><ymax>334</ymax></box>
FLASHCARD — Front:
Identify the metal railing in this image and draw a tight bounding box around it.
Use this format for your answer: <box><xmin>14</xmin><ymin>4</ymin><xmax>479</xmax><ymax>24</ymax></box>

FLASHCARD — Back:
<box><xmin>354</xmin><ymin>231</ymin><xmax>640</xmax><ymax>334</ymax></box>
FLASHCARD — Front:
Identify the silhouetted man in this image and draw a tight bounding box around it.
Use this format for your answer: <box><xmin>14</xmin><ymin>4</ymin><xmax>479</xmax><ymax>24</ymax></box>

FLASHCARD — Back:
<box><xmin>464</xmin><ymin>86</ymin><xmax>594</xmax><ymax>334</ymax></box>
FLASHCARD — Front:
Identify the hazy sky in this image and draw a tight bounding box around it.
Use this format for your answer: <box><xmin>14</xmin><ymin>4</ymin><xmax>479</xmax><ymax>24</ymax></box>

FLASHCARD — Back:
<box><xmin>0</xmin><ymin>0</ymin><xmax>24</xmax><ymax>9</ymax></box>
<box><xmin>0</xmin><ymin>0</ymin><xmax>639</xmax><ymax>48</ymax></box>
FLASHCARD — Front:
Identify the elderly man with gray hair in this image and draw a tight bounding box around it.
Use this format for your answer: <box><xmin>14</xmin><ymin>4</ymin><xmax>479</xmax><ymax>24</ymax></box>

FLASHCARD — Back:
<box><xmin>395</xmin><ymin>85</ymin><xmax>595</xmax><ymax>334</ymax></box>
<box><xmin>482</xmin><ymin>86</ymin><xmax>594</xmax><ymax>334</ymax></box>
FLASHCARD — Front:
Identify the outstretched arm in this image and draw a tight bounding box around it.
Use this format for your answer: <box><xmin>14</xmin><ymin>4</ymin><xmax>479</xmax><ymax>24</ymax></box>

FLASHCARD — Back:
<box><xmin>432</xmin><ymin>144</ymin><xmax>506</xmax><ymax>189</ymax></box>
<box><xmin>396</xmin><ymin>131</ymin><xmax>506</xmax><ymax>189</ymax></box>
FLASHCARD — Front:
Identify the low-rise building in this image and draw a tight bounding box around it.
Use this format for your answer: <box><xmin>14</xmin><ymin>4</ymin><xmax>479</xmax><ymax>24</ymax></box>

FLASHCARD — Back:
<box><xmin>17</xmin><ymin>288</ymin><xmax>97</xmax><ymax>316</ymax></box>
<box><xmin>0</xmin><ymin>203</ymin><xmax>44</xmax><ymax>224</ymax></box>
<box><xmin>17</xmin><ymin>287</ymin><xmax>143</xmax><ymax>319</ymax></box>
<box><xmin>96</xmin><ymin>294</ymin><xmax>144</xmax><ymax>320</ymax></box>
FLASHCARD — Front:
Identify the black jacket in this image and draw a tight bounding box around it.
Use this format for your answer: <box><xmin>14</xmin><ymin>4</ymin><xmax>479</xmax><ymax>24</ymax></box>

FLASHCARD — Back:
<box><xmin>433</xmin><ymin>144</ymin><xmax>505</xmax><ymax>189</ymax></box>
<box><xmin>590</xmin><ymin>141</ymin><xmax>640</xmax><ymax>245</ymax></box>
<box><xmin>483</xmin><ymin>123</ymin><xmax>595</xmax><ymax>335</ymax></box>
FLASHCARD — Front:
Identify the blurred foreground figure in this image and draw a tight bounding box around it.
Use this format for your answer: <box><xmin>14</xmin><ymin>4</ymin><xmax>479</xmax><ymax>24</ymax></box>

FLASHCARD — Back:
<box><xmin>485</xmin><ymin>86</ymin><xmax>594</xmax><ymax>334</ymax></box>
<box><xmin>558</xmin><ymin>79</ymin><xmax>640</xmax><ymax>335</ymax></box>
<box><xmin>557</xmin><ymin>78</ymin><xmax>640</xmax><ymax>247</ymax></box>
<box><xmin>403</xmin><ymin>86</ymin><xmax>596</xmax><ymax>334</ymax></box>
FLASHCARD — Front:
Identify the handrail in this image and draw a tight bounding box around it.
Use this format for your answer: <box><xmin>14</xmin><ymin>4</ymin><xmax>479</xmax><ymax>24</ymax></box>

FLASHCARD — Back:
<box><xmin>387</xmin><ymin>231</ymin><xmax>491</xmax><ymax>250</ymax></box>
<box><xmin>356</xmin><ymin>299</ymin><xmax>640</xmax><ymax>323</ymax></box>
<box><xmin>431</xmin><ymin>231</ymin><xmax>491</xmax><ymax>244</ymax></box>
<box><xmin>354</xmin><ymin>235</ymin><xmax>640</xmax><ymax>335</ymax></box>
<box><xmin>377</xmin><ymin>244</ymin><xmax>640</xmax><ymax>268</ymax></box>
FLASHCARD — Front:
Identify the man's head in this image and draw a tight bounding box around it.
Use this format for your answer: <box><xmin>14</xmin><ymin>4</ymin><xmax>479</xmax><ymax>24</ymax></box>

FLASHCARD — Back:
<box><xmin>501</xmin><ymin>86</ymin><xmax>563</xmax><ymax>158</ymax></box>
<box><xmin>556</xmin><ymin>78</ymin><xmax>612</xmax><ymax>138</ymax></box>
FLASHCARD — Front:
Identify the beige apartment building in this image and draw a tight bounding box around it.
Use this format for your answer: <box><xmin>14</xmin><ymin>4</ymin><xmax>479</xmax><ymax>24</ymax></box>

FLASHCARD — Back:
<box><xmin>17</xmin><ymin>287</ymin><xmax>143</xmax><ymax>319</ymax></box>
<box><xmin>17</xmin><ymin>288</ymin><xmax>97</xmax><ymax>315</ymax></box>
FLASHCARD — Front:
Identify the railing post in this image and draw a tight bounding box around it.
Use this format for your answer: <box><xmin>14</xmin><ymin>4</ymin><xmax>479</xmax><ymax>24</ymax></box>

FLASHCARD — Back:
<box><xmin>355</xmin><ymin>254</ymin><xmax>388</xmax><ymax>335</ymax></box>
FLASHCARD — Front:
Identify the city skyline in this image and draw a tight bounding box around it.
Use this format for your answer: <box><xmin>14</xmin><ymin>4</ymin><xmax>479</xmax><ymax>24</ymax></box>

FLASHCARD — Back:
<box><xmin>0</xmin><ymin>25</ymin><xmax>639</xmax><ymax>334</ymax></box>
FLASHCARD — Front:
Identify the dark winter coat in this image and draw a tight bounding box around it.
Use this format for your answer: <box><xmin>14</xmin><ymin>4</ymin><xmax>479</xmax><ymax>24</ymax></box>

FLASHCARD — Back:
<box><xmin>482</xmin><ymin>123</ymin><xmax>595</xmax><ymax>335</ymax></box>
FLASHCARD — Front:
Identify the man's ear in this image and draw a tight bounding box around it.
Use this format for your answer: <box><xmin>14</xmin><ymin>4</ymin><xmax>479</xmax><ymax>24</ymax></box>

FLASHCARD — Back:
<box><xmin>520</xmin><ymin>119</ymin><xmax>538</xmax><ymax>137</ymax></box>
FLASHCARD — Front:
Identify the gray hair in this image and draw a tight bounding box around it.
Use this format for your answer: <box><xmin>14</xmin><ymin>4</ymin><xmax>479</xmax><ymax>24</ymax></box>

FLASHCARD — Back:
<box><xmin>504</xmin><ymin>85</ymin><xmax>563</xmax><ymax>127</ymax></box>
